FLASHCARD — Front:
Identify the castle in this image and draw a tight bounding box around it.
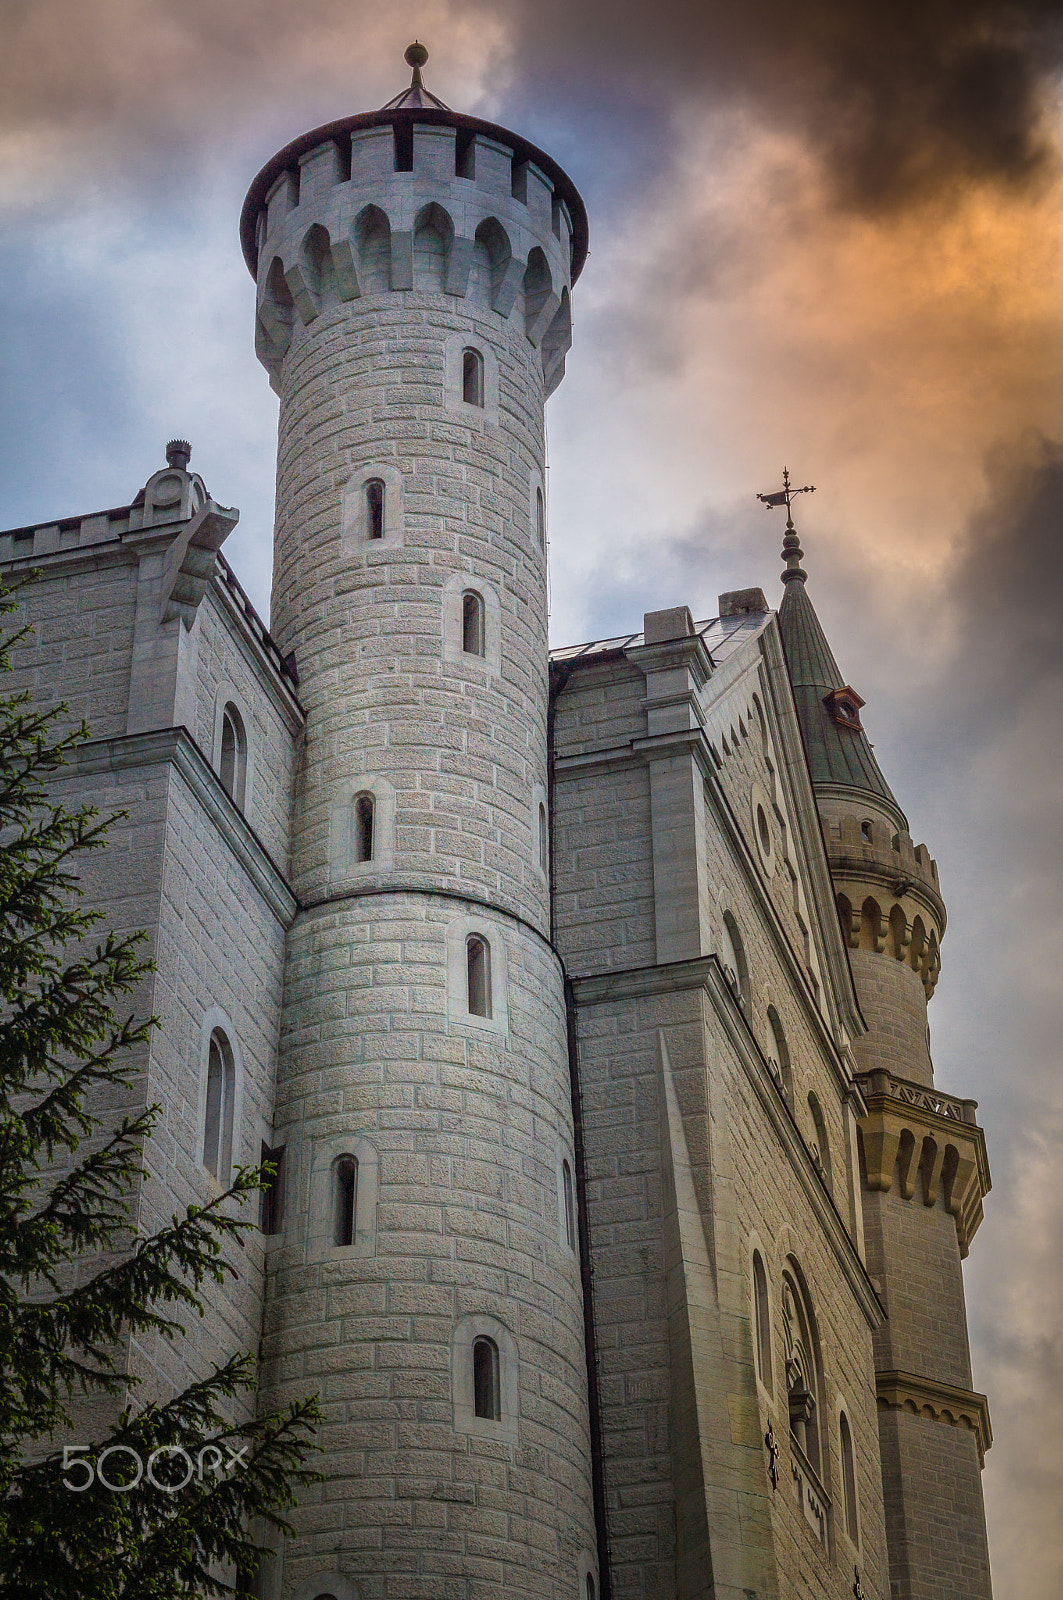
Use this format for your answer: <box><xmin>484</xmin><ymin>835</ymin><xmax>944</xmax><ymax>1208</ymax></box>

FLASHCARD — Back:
<box><xmin>1</xmin><ymin>45</ymin><xmax>994</xmax><ymax>1600</ymax></box>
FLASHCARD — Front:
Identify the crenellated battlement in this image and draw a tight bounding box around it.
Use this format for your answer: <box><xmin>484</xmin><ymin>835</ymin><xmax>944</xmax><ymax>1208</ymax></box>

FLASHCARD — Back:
<box><xmin>243</xmin><ymin>108</ymin><xmax>584</xmax><ymax>395</ymax></box>
<box><xmin>818</xmin><ymin>803</ymin><xmax>945</xmax><ymax>997</ymax></box>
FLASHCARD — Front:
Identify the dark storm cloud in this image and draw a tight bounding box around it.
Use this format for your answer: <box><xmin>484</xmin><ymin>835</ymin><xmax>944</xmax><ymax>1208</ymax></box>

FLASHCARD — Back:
<box><xmin>0</xmin><ymin>0</ymin><xmax>1058</xmax><ymax>213</ymax></box>
<box><xmin>501</xmin><ymin>0</ymin><xmax>1062</xmax><ymax>210</ymax></box>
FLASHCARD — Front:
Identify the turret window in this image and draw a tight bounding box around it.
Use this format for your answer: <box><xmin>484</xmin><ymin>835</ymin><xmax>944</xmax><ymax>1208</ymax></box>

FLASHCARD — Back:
<box><xmin>472</xmin><ymin>1337</ymin><xmax>501</xmax><ymax>1420</ymax></box>
<box><xmin>467</xmin><ymin>935</ymin><xmax>491</xmax><ymax>1018</ymax></box>
<box><xmin>538</xmin><ymin>801</ymin><xmax>549</xmax><ymax>874</ymax></box>
<box><xmin>462</xmin><ymin>590</ymin><xmax>486</xmax><ymax>657</ymax></box>
<box><xmin>536</xmin><ymin>486</ymin><xmax>545</xmax><ymax>548</ymax></box>
<box><xmin>353</xmin><ymin>792</ymin><xmax>375</xmax><ymax>863</ymax></box>
<box><xmin>333</xmin><ymin>1155</ymin><xmax>358</xmax><ymax>1248</ymax></box>
<box><xmin>365</xmin><ymin>478</ymin><xmax>385</xmax><ymax>540</ymax></box>
<box><xmin>259</xmin><ymin>1142</ymin><xmax>286</xmax><ymax>1235</ymax></box>
<box><xmin>562</xmin><ymin>1159</ymin><xmax>576</xmax><ymax>1250</ymax></box>
<box><xmin>462</xmin><ymin>347</ymin><xmax>485</xmax><ymax>407</ymax></box>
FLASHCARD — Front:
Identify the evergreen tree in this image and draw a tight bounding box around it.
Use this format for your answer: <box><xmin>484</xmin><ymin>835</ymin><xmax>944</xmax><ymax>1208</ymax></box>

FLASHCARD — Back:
<box><xmin>0</xmin><ymin>583</ymin><xmax>320</xmax><ymax>1597</ymax></box>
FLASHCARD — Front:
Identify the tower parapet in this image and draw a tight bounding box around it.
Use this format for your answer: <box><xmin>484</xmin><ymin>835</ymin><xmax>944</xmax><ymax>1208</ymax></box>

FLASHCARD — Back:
<box><xmin>242</xmin><ymin>54</ymin><xmax>584</xmax><ymax>396</ymax></box>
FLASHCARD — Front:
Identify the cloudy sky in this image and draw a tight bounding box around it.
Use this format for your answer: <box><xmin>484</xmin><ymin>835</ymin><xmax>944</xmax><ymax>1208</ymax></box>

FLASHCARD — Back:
<box><xmin>1</xmin><ymin>0</ymin><xmax>1060</xmax><ymax>1590</ymax></box>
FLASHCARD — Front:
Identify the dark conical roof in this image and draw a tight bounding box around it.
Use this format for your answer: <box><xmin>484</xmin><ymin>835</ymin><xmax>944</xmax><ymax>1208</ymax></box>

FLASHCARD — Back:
<box><xmin>380</xmin><ymin>44</ymin><xmax>451</xmax><ymax>111</ymax></box>
<box><xmin>777</xmin><ymin>543</ymin><xmax>902</xmax><ymax>816</ymax></box>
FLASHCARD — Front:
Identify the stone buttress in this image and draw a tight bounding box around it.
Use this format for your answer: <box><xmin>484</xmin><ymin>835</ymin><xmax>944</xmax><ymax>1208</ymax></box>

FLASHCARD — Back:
<box><xmin>242</xmin><ymin>49</ymin><xmax>598</xmax><ymax>1600</ymax></box>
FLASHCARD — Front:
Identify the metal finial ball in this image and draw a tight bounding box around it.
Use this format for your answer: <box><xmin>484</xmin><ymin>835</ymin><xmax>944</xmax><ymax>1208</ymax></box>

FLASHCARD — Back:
<box><xmin>404</xmin><ymin>41</ymin><xmax>429</xmax><ymax>70</ymax></box>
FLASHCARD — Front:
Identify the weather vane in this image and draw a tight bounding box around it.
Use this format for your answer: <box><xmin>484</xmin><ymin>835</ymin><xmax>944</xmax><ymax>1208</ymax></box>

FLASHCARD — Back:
<box><xmin>755</xmin><ymin>466</ymin><xmax>815</xmax><ymax>524</ymax></box>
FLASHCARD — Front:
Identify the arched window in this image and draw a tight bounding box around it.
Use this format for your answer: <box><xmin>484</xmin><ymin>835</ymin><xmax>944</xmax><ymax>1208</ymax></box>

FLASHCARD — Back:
<box><xmin>472</xmin><ymin>1337</ymin><xmax>501</xmax><ymax>1420</ymax></box>
<box><xmin>462</xmin><ymin>347</ymin><xmax>485</xmax><ymax>407</ymax></box>
<box><xmin>752</xmin><ymin>1250</ymin><xmax>772</xmax><ymax>1390</ymax></box>
<box><xmin>562</xmin><ymin>1159</ymin><xmax>576</xmax><ymax>1250</ymax></box>
<box><xmin>365</xmin><ymin>478</ymin><xmax>385</xmax><ymax>540</ymax></box>
<box><xmin>586</xmin><ymin>1575</ymin><xmax>596</xmax><ymax>1600</ymax></box>
<box><xmin>203</xmin><ymin>1030</ymin><xmax>235</xmax><ymax>1182</ymax></box>
<box><xmin>536</xmin><ymin>486</ymin><xmax>545</xmax><ymax>548</ymax></box>
<box><xmin>467</xmin><ymin>935</ymin><xmax>491</xmax><ymax>1018</ymax></box>
<box><xmin>353</xmin><ymin>792</ymin><xmax>374</xmax><ymax>863</ymax></box>
<box><xmin>807</xmin><ymin>1092</ymin><xmax>833</xmax><ymax>1192</ymax></box>
<box><xmin>782</xmin><ymin>1269</ymin><xmax>823</xmax><ymax>1476</ymax></box>
<box><xmin>766</xmin><ymin>1006</ymin><xmax>793</xmax><ymax>1107</ymax></box>
<box><xmin>462</xmin><ymin>590</ymin><xmax>486</xmax><ymax>657</ymax></box>
<box><xmin>219</xmin><ymin>703</ymin><xmax>247</xmax><ymax>811</ymax></box>
<box><xmin>860</xmin><ymin>819</ymin><xmax>873</xmax><ymax>843</ymax></box>
<box><xmin>840</xmin><ymin>1410</ymin><xmax>859</xmax><ymax>1543</ymax></box>
<box><xmin>259</xmin><ymin>1142</ymin><xmax>286</xmax><ymax>1235</ymax></box>
<box><xmin>333</xmin><ymin>1155</ymin><xmax>358</xmax><ymax>1248</ymax></box>
<box><xmin>538</xmin><ymin>801</ymin><xmax>549</xmax><ymax>874</ymax></box>
<box><xmin>719</xmin><ymin>912</ymin><xmax>749</xmax><ymax>1011</ymax></box>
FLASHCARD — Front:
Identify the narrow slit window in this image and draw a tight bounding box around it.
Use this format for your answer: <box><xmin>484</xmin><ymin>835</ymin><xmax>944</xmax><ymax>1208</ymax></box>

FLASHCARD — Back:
<box><xmin>472</xmin><ymin>1336</ymin><xmax>501</xmax><ymax>1420</ymax></box>
<box><xmin>536</xmin><ymin>486</ymin><xmax>545</xmax><ymax>548</ymax></box>
<box><xmin>562</xmin><ymin>1159</ymin><xmax>576</xmax><ymax>1250</ymax></box>
<box><xmin>840</xmin><ymin>1411</ymin><xmax>859</xmax><ymax>1542</ymax></box>
<box><xmin>462</xmin><ymin>347</ymin><xmax>485</xmax><ymax>407</ymax></box>
<box><xmin>333</xmin><ymin>1155</ymin><xmax>358</xmax><ymax>1247</ymax></box>
<box><xmin>466</xmin><ymin>935</ymin><xmax>491</xmax><ymax>1018</ymax></box>
<box><xmin>219</xmin><ymin>703</ymin><xmax>247</xmax><ymax>811</ymax></box>
<box><xmin>586</xmin><ymin>1576</ymin><xmax>596</xmax><ymax>1600</ymax></box>
<box><xmin>203</xmin><ymin>1031</ymin><xmax>235</xmax><ymax>1182</ymax></box>
<box><xmin>753</xmin><ymin>1250</ymin><xmax>772</xmax><ymax>1389</ymax></box>
<box><xmin>366</xmin><ymin>478</ymin><xmax>385</xmax><ymax>540</ymax></box>
<box><xmin>538</xmin><ymin>801</ymin><xmax>549</xmax><ymax>874</ymax></box>
<box><xmin>354</xmin><ymin>792</ymin><xmax>374</xmax><ymax>863</ymax></box>
<box><xmin>259</xmin><ymin>1142</ymin><xmax>286</xmax><ymax>1235</ymax></box>
<box><xmin>462</xmin><ymin>590</ymin><xmax>486</xmax><ymax>657</ymax></box>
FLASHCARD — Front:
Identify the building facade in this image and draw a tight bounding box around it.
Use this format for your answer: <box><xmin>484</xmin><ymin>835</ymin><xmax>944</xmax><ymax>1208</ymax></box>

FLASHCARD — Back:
<box><xmin>1</xmin><ymin>47</ymin><xmax>992</xmax><ymax>1600</ymax></box>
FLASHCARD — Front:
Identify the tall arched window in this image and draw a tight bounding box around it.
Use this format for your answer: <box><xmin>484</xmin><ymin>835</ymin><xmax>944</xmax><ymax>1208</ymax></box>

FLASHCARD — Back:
<box><xmin>766</xmin><ymin>1006</ymin><xmax>794</xmax><ymax>1107</ymax></box>
<box><xmin>752</xmin><ymin>1250</ymin><xmax>772</xmax><ymax>1391</ymax></box>
<box><xmin>462</xmin><ymin>347</ymin><xmax>485</xmax><ymax>407</ymax></box>
<box><xmin>839</xmin><ymin>1411</ymin><xmax>859</xmax><ymax>1543</ymax></box>
<box><xmin>720</xmin><ymin>912</ymin><xmax>749</xmax><ymax>1011</ymax></box>
<box><xmin>562</xmin><ymin>1159</ymin><xmax>576</xmax><ymax>1250</ymax></box>
<box><xmin>586</xmin><ymin>1575</ymin><xmax>596</xmax><ymax>1600</ymax></box>
<box><xmin>536</xmin><ymin>486</ymin><xmax>545</xmax><ymax>548</ymax></box>
<box><xmin>333</xmin><ymin>1155</ymin><xmax>358</xmax><ymax>1248</ymax></box>
<box><xmin>807</xmin><ymin>1092</ymin><xmax>833</xmax><ymax>1193</ymax></box>
<box><xmin>462</xmin><ymin>590</ymin><xmax>486</xmax><ymax>657</ymax></box>
<box><xmin>466</xmin><ymin>935</ymin><xmax>491</xmax><ymax>1018</ymax></box>
<box><xmin>365</xmin><ymin>477</ymin><xmax>385</xmax><ymax>540</ymax></box>
<box><xmin>203</xmin><ymin>1030</ymin><xmax>235</xmax><ymax>1182</ymax></box>
<box><xmin>353</xmin><ymin>792</ymin><xmax>374</xmax><ymax>863</ymax></box>
<box><xmin>219</xmin><ymin>703</ymin><xmax>247</xmax><ymax>811</ymax></box>
<box><xmin>472</xmin><ymin>1337</ymin><xmax>500</xmax><ymax>1420</ymax></box>
<box><xmin>538</xmin><ymin>801</ymin><xmax>549</xmax><ymax>874</ymax></box>
<box><xmin>782</xmin><ymin>1269</ymin><xmax>822</xmax><ymax>1475</ymax></box>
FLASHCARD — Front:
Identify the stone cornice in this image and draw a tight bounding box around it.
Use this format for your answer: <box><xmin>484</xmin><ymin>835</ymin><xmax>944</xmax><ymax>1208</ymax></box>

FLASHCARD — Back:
<box><xmin>856</xmin><ymin>1069</ymin><xmax>990</xmax><ymax>1258</ymax></box>
<box><xmin>572</xmin><ymin>955</ymin><xmax>884</xmax><ymax>1331</ymax></box>
<box><xmin>73</xmin><ymin>728</ymin><xmax>298</xmax><ymax>927</ymax></box>
<box><xmin>876</xmin><ymin>1369</ymin><xmax>992</xmax><ymax>1464</ymax></box>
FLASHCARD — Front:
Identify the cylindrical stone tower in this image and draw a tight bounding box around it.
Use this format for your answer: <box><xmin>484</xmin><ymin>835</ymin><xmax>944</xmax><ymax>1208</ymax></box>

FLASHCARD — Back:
<box><xmin>778</xmin><ymin>516</ymin><xmax>993</xmax><ymax>1600</ymax></box>
<box><xmin>240</xmin><ymin>47</ymin><xmax>598</xmax><ymax>1599</ymax></box>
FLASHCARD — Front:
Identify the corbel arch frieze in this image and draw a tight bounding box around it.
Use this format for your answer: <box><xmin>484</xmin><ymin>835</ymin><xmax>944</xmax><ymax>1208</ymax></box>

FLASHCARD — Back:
<box><xmin>856</xmin><ymin>1069</ymin><xmax>990</xmax><ymax>1257</ymax></box>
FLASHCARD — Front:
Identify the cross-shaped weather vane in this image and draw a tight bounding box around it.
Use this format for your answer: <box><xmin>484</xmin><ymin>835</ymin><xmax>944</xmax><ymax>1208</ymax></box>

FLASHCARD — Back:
<box><xmin>756</xmin><ymin>466</ymin><xmax>816</xmax><ymax>523</ymax></box>
<box><xmin>756</xmin><ymin>468</ymin><xmax>816</xmax><ymax>584</ymax></box>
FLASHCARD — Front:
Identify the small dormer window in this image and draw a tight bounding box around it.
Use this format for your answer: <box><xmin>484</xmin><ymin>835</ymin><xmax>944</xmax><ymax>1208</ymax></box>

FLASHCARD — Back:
<box><xmin>825</xmin><ymin>684</ymin><xmax>865</xmax><ymax>730</ymax></box>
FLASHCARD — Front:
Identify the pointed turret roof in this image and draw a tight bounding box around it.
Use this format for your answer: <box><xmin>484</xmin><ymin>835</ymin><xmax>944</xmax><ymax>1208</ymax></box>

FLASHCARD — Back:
<box><xmin>775</xmin><ymin>507</ymin><xmax>903</xmax><ymax>818</ymax></box>
<box><xmin>379</xmin><ymin>42</ymin><xmax>451</xmax><ymax>111</ymax></box>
